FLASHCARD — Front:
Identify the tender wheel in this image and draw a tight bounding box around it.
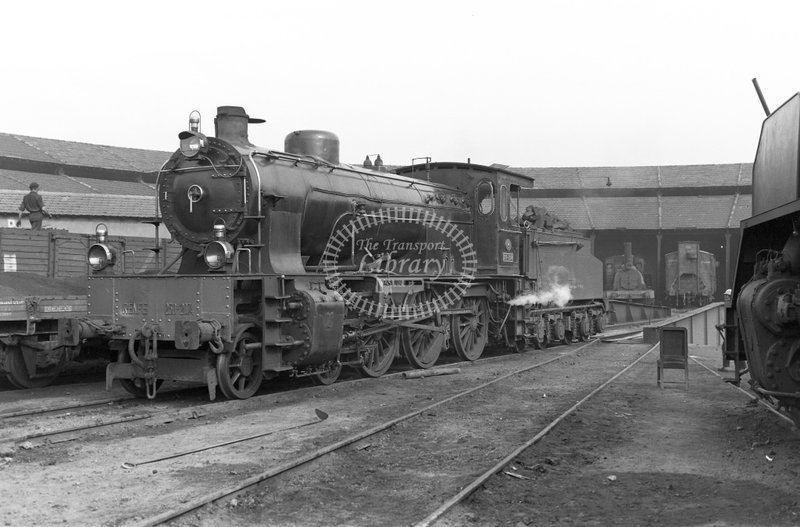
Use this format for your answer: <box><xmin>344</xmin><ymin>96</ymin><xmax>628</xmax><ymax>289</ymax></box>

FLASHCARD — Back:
<box><xmin>577</xmin><ymin>317</ymin><xmax>591</xmax><ymax>342</ymax></box>
<box><xmin>400</xmin><ymin>291</ymin><xmax>445</xmax><ymax>369</ymax></box>
<box><xmin>554</xmin><ymin>318</ymin><xmax>568</xmax><ymax>345</ymax></box>
<box><xmin>4</xmin><ymin>343</ymin><xmax>65</xmax><ymax>389</ymax></box>
<box><xmin>529</xmin><ymin>318</ymin><xmax>547</xmax><ymax>350</ymax></box>
<box><xmin>594</xmin><ymin>313</ymin><xmax>606</xmax><ymax>334</ymax></box>
<box><xmin>313</xmin><ymin>361</ymin><xmax>342</xmax><ymax>385</ymax></box>
<box><xmin>358</xmin><ymin>329</ymin><xmax>399</xmax><ymax>378</ymax></box>
<box><xmin>217</xmin><ymin>331</ymin><xmax>263</xmax><ymax>399</ymax></box>
<box><xmin>117</xmin><ymin>348</ymin><xmax>163</xmax><ymax>398</ymax></box>
<box><xmin>451</xmin><ymin>298</ymin><xmax>489</xmax><ymax>361</ymax></box>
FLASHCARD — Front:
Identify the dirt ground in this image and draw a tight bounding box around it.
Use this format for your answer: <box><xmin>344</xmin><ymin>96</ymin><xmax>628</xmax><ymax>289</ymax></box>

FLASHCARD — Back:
<box><xmin>440</xmin><ymin>344</ymin><xmax>800</xmax><ymax>527</ymax></box>
<box><xmin>1</xmin><ymin>341</ymin><xmax>798</xmax><ymax>527</ymax></box>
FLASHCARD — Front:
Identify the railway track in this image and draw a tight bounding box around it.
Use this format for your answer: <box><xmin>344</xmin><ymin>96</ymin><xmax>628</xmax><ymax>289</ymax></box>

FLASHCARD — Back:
<box><xmin>0</xmin><ymin>338</ymin><xmax>596</xmax><ymax>449</ymax></box>
<box><xmin>102</xmin><ymin>339</ymin><xmax>649</xmax><ymax>526</ymax></box>
<box><xmin>0</xmin><ymin>337</ymin><xmax>656</xmax><ymax>526</ymax></box>
<box><xmin>690</xmin><ymin>355</ymin><xmax>798</xmax><ymax>428</ymax></box>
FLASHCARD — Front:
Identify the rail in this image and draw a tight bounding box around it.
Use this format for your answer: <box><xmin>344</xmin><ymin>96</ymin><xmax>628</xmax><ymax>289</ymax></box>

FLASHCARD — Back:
<box><xmin>642</xmin><ymin>301</ymin><xmax>725</xmax><ymax>346</ymax></box>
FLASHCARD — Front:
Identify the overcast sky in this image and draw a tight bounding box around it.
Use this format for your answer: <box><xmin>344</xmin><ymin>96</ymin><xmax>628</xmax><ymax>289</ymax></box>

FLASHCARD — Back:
<box><xmin>4</xmin><ymin>1</ymin><xmax>800</xmax><ymax>168</ymax></box>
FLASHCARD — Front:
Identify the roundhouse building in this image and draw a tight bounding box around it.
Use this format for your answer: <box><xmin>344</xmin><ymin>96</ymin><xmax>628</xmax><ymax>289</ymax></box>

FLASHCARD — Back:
<box><xmin>0</xmin><ymin>132</ymin><xmax>749</xmax><ymax>304</ymax></box>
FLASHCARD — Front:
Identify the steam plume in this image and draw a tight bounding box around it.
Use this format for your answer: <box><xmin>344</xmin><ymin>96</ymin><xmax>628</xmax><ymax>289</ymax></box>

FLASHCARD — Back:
<box><xmin>507</xmin><ymin>265</ymin><xmax>573</xmax><ymax>307</ymax></box>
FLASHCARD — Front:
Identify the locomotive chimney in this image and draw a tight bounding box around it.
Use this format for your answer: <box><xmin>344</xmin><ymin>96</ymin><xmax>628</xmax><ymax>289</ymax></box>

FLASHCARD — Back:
<box><xmin>214</xmin><ymin>106</ymin><xmax>265</xmax><ymax>146</ymax></box>
<box><xmin>624</xmin><ymin>242</ymin><xmax>633</xmax><ymax>266</ymax></box>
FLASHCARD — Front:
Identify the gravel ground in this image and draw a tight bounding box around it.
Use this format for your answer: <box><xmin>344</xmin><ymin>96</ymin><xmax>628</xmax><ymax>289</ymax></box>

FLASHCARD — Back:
<box><xmin>1</xmin><ymin>340</ymin><xmax>798</xmax><ymax>527</ymax></box>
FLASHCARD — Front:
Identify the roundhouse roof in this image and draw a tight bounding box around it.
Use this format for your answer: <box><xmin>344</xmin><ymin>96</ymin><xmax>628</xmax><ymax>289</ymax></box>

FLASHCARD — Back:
<box><xmin>0</xmin><ymin>132</ymin><xmax>754</xmax><ymax>228</ymax></box>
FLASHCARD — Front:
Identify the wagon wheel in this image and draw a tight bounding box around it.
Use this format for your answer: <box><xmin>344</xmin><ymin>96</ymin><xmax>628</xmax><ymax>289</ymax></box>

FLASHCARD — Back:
<box><xmin>313</xmin><ymin>360</ymin><xmax>342</xmax><ymax>385</ymax></box>
<box><xmin>451</xmin><ymin>297</ymin><xmax>489</xmax><ymax>361</ymax></box>
<box><xmin>577</xmin><ymin>317</ymin><xmax>591</xmax><ymax>342</ymax></box>
<box><xmin>217</xmin><ymin>331</ymin><xmax>263</xmax><ymax>399</ymax></box>
<box><xmin>117</xmin><ymin>348</ymin><xmax>164</xmax><ymax>398</ymax></box>
<box><xmin>400</xmin><ymin>291</ymin><xmax>446</xmax><ymax>369</ymax></box>
<box><xmin>529</xmin><ymin>318</ymin><xmax>548</xmax><ymax>350</ymax></box>
<box><xmin>358</xmin><ymin>329</ymin><xmax>399</xmax><ymax>378</ymax></box>
<box><xmin>4</xmin><ymin>342</ymin><xmax>65</xmax><ymax>389</ymax></box>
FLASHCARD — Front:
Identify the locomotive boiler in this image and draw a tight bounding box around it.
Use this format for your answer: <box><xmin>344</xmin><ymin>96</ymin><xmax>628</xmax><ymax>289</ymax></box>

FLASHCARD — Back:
<box><xmin>729</xmin><ymin>86</ymin><xmax>800</xmax><ymax>423</ymax></box>
<box><xmin>59</xmin><ymin>106</ymin><xmax>606</xmax><ymax>400</ymax></box>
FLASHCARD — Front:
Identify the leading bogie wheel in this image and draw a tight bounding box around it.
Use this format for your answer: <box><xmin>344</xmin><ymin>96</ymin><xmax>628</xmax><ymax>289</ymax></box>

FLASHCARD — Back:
<box><xmin>117</xmin><ymin>348</ymin><xmax>164</xmax><ymax>398</ymax></box>
<box><xmin>451</xmin><ymin>297</ymin><xmax>489</xmax><ymax>361</ymax></box>
<box><xmin>217</xmin><ymin>331</ymin><xmax>263</xmax><ymax>399</ymax></box>
<box><xmin>4</xmin><ymin>343</ymin><xmax>65</xmax><ymax>389</ymax></box>
<box><xmin>313</xmin><ymin>360</ymin><xmax>342</xmax><ymax>385</ymax></box>
<box><xmin>358</xmin><ymin>329</ymin><xmax>398</xmax><ymax>378</ymax></box>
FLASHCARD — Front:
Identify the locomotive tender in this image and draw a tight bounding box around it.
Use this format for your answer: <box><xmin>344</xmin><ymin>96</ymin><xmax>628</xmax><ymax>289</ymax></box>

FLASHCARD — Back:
<box><xmin>59</xmin><ymin>106</ymin><xmax>606</xmax><ymax>400</ymax></box>
<box><xmin>729</xmin><ymin>88</ymin><xmax>800</xmax><ymax>422</ymax></box>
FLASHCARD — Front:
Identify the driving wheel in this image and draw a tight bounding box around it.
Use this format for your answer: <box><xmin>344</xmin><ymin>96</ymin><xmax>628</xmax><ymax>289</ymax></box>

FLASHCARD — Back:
<box><xmin>451</xmin><ymin>297</ymin><xmax>489</xmax><ymax>361</ymax></box>
<box><xmin>400</xmin><ymin>291</ymin><xmax>445</xmax><ymax>369</ymax></box>
<box><xmin>358</xmin><ymin>329</ymin><xmax>398</xmax><ymax>378</ymax></box>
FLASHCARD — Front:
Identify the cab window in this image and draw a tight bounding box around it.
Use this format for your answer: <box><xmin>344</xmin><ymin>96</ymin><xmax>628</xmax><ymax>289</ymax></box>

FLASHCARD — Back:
<box><xmin>476</xmin><ymin>181</ymin><xmax>495</xmax><ymax>215</ymax></box>
<box><xmin>499</xmin><ymin>184</ymin><xmax>509</xmax><ymax>221</ymax></box>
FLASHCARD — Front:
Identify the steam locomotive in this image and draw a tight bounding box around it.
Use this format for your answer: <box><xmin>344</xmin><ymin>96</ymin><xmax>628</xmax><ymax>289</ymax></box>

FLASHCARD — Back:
<box><xmin>603</xmin><ymin>242</ymin><xmax>654</xmax><ymax>304</ymax></box>
<box><xmin>58</xmin><ymin>106</ymin><xmax>606</xmax><ymax>400</ymax></box>
<box><xmin>665</xmin><ymin>241</ymin><xmax>717</xmax><ymax>308</ymax></box>
<box><xmin>729</xmin><ymin>86</ymin><xmax>800</xmax><ymax>422</ymax></box>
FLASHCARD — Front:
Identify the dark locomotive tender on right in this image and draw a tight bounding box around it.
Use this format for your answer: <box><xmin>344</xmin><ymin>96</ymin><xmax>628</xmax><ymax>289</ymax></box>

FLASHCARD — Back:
<box><xmin>729</xmin><ymin>88</ymin><xmax>800</xmax><ymax>423</ymax></box>
<box><xmin>59</xmin><ymin>106</ymin><xmax>606</xmax><ymax>400</ymax></box>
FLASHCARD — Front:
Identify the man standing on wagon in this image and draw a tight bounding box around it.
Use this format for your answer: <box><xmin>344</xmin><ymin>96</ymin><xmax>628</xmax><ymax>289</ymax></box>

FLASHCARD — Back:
<box><xmin>17</xmin><ymin>182</ymin><xmax>52</xmax><ymax>230</ymax></box>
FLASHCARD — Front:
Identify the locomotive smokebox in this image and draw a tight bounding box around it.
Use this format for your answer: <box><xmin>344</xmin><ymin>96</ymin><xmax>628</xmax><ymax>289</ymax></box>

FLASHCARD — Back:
<box><xmin>285</xmin><ymin>130</ymin><xmax>340</xmax><ymax>165</ymax></box>
<box><xmin>214</xmin><ymin>106</ymin><xmax>265</xmax><ymax>146</ymax></box>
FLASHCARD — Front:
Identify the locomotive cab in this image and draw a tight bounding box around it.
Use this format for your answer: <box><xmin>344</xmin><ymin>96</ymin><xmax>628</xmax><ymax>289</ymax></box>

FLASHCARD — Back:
<box><xmin>396</xmin><ymin>162</ymin><xmax>531</xmax><ymax>276</ymax></box>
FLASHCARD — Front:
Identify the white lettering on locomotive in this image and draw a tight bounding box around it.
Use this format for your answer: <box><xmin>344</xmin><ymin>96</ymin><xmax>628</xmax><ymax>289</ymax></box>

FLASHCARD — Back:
<box><xmin>164</xmin><ymin>303</ymin><xmax>193</xmax><ymax>316</ymax></box>
<box><xmin>120</xmin><ymin>303</ymin><xmax>149</xmax><ymax>316</ymax></box>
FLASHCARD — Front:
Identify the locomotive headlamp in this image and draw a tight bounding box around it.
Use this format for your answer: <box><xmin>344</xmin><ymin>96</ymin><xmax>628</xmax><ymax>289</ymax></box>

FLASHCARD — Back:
<box><xmin>88</xmin><ymin>243</ymin><xmax>114</xmax><ymax>271</ymax></box>
<box><xmin>95</xmin><ymin>223</ymin><xmax>108</xmax><ymax>242</ymax></box>
<box><xmin>178</xmin><ymin>131</ymin><xmax>209</xmax><ymax>158</ymax></box>
<box><xmin>204</xmin><ymin>240</ymin><xmax>234</xmax><ymax>270</ymax></box>
<box><xmin>188</xmin><ymin>110</ymin><xmax>201</xmax><ymax>133</ymax></box>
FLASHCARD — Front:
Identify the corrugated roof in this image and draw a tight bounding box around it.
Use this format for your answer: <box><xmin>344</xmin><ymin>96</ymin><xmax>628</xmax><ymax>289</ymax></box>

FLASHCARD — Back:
<box><xmin>0</xmin><ymin>168</ymin><xmax>153</xmax><ymax>196</ymax></box>
<box><xmin>0</xmin><ymin>133</ymin><xmax>60</xmax><ymax>163</ymax></box>
<box><xmin>585</xmin><ymin>197</ymin><xmax>661</xmax><ymax>230</ymax></box>
<box><xmin>512</xmin><ymin>163</ymin><xmax>752</xmax><ymax>189</ymax></box>
<box><xmin>661</xmin><ymin>196</ymin><xmax>736</xmax><ymax>229</ymax></box>
<box><xmin>521</xmin><ymin>194</ymin><xmax>751</xmax><ymax>231</ymax></box>
<box><xmin>659</xmin><ymin>164</ymin><xmax>752</xmax><ymax>187</ymax></box>
<box><xmin>2</xmin><ymin>190</ymin><xmax>156</xmax><ymax>218</ymax></box>
<box><xmin>0</xmin><ymin>133</ymin><xmax>170</xmax><ymax>172</ymax></box>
